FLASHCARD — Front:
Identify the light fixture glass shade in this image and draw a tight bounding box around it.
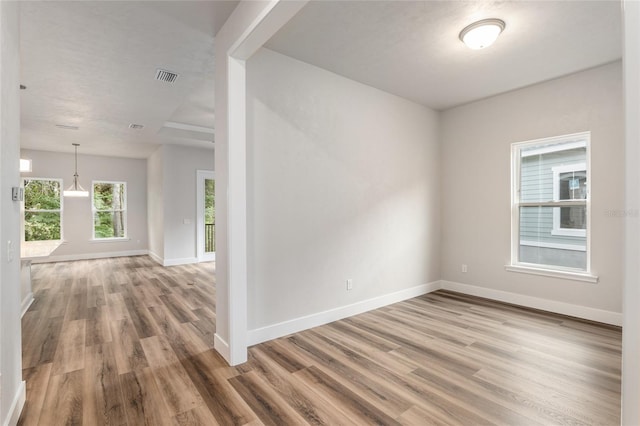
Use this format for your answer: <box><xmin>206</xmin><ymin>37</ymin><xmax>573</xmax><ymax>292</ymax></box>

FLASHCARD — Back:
<box><xmin>63</xmin><ymin>178</ymin><xmax>89</xmax><ymax>197</ymax></box>
<box><xmin>64</xmin><ymin>143</ymin><xmax>89</xmax><ymax>197</ymax></box>
<box><xmin>20</xmin><ymin>158</ymin><xmax>32</xmax><ymax>173</ymax></box>
<box><xmin>459</xmin><ymin>18</ymin><xmax>505</xmax><ymax>50</ymax></box>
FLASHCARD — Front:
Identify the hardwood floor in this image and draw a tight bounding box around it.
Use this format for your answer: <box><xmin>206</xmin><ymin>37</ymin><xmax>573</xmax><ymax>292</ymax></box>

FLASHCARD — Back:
<box><xmin>19</xmin><ymin>256</ymin><xmax>621</xmax><ymax>425</ymax></box>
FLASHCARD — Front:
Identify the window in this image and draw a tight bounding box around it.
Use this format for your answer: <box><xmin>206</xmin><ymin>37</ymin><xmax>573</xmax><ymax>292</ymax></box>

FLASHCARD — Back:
<box><xmin>92</xmin><ymin>181</ymin><xmax>127</xmax><ymax>239</ymax></box>
<box><xmin>510</xmin><ymin>132</ymin><xmax>592</xmax><ymax>277</ymax></box>
<box><xmin>24</xmin><ymin>178</ymin><xmax>62</xmax><ymax>241</ymax></box>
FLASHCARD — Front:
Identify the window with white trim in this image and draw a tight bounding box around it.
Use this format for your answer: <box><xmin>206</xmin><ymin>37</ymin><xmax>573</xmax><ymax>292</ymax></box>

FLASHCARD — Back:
<box><xmin>92</xmin><ymin>181</ymin><xmax>127</xmax><ymax>239</ymax></box>
<box><xmin>511</xmin><ymin>132</ymin><xmax>590</xmax><ymax>273</ymax></box>
<box><xmin>23</xmin><ymin>178</ymin><xmax>63</xmax><ymax>241</ymax></box>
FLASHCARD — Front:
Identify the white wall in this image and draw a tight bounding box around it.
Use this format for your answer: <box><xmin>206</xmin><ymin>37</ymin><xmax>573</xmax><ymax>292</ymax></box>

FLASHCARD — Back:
<box><xmin>441</xmin><ymin>62</ymin><xmax>624</xmax><ymax>321</ymax></box>
<box><xmin>246</xmin><ymin>48</ymin><xmax>441</xmax><ymax>336</ymax></box>
<box><xmin>147</xmin><ymin>147</ymin><xmax>164</xmax><ymax>261</ymax></box>
<box><xmin>146</xmin><ymin>144</ymin><xmax>214</xmax><ymax>266</ymax></box>
<box><xmin>161</xmin><ymin>144</ymin><xmax>214</xmax><ymax>264</ymax></box>
<box><xmin>20</xmin><ymin>149</ymin><xmax>148</xmax><ymax>262</ymax></box>
<box><xmin>1</xmin><ymin>2</ymin><xmax>25</xmax><ymax>424</ymax></box>
<box><xmin>622</xmin><ymin>0</ymin><xmax>640</xmax><ymax>423</ymax></box>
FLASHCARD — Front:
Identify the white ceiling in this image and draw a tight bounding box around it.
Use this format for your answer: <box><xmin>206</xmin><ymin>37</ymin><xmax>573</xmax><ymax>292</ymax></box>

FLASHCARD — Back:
<box><xmin>20</xmin><ymin>1</ymin><xmax>622</xmax><ymax>159</ymax></box>
<box><xmin>20</xmin><ymin>1</ymin><xmax>238</xmax><ymax>159</ymax></box>
<box><xmin>266</xmin><ymin>0</ymin><xmax>623</xmax><ymax>111</ymax></box>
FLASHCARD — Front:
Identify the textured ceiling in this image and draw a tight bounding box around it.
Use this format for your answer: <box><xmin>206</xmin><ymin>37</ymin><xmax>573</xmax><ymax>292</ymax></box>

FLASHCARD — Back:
<box><xmin>20</xmin><ymin>1</ymin><xmax>238</xmax><ymax>159</ymax></box>
<box><xmin>266</xmin><ymin>0</ymin><xmax>622</xmax><ymax>111</ymax></box>
<box><xmin>20</xmin><ymin>1</ymin><xmax>622</xmax><ymax>159</ymax></box>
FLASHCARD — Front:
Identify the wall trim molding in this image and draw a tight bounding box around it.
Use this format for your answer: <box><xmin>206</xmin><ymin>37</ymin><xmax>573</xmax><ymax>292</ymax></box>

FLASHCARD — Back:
<box><xmin>4</xmin><ymin>380</ymin><xmax>25</xmax><ymax>426</ymax></box>
<box><xmin>214</xmin><ymin>333</ymin><xmax>230</xmax><ymax>361</ymax></box>
<box><xmin>148</xmin><ymin>251</ymin><xmax>163</xmax><ymax>265</ymax></box>
<box><xmin>148</xmin><ymin>251</ymin><xmax>198</xmax><ymax>267</ymax></box>
<box><xmin>162</xmin><ymin>257</ymin><xmax>198</xmax><ymax>267</ymax></box>
<box><xmin>247</xmin><ymin>281</ymin><xmax>442</xmax><ymax>346</ymax></box>
<box><xmin>441</xmin><ymin>280</ymin><xmax>622</xmax><ymax>326</ymax></box>
<box><xmin>21</xmin><ymin>292</ymin><xmax>34</xmax><ymax>318</ymax></box>
<box><xmin>31</xmin><ymin>249</ymin><xmax>148</xmax><ymax>264</ymax></box>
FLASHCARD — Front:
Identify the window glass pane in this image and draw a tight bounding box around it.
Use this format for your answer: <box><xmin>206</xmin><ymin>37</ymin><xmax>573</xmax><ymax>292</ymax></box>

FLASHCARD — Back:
<box><xmin>514</xmin><ymin>135</ymin><xmax>590</xmax><ymax>273</ymax></box>
<box><xmin>520</xmin><ymin>145</ymin><xmax>586</xmax><ymax>203</ymax></box>
<box><xmin>93</xmin><ymin>182</ymin><xmax>126</xmax><ymax>239</ymax></box>
<box><xmin>559</xmin><ymin>171</ymin><xmax>587</xmax><ymax>200</ymax></box>
<box><xmin>93</xmin><ymin>183</ymin><xmax>125</xmax><ymax>210</ymax></box>
<box><xmin>205</xmin><ymin>179</ymin><xmax>215</xmax><ymax>253</ymax></box>
<box><xmin>560</xmin><ymin>206</ymin><xmax>586</xmax><ymax>230</ymax></box>
<box><xmin>94</xmin><ymin>211</ymin><xmax>125</xmax><ymax>238</ymax></box>
<box><xmin>24</xmin><ymin>179</ymin><xmax>61</xmax><ymax>210</ymax></box>
<box><xmin>25</xmin><ymin>212</ymin><xmax>61</xmax><ymax>241</ymax></box>
<box><xmin>519</xmin><ymin>206</ymin><xmax>586</xmax><ymax>270</ymax></box>
<box><xmin>24</xmin><ymin>178</ymin><xmax>62</xmax><ymax>242</ymax></box>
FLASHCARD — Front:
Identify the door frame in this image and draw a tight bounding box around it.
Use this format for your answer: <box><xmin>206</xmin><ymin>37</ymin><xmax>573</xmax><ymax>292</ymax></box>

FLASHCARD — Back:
<box><xmin>196</xmin><ymin>169</ymin><xmax>215</xmax><ymax>262</ymax></box>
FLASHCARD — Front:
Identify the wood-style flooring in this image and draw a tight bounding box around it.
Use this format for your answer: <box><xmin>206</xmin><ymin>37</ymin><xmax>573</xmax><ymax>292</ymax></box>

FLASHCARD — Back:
<box><xmin>19</xmin><ymin>256</ymin><xmax>621</xmax><ymax>425</ymax></box>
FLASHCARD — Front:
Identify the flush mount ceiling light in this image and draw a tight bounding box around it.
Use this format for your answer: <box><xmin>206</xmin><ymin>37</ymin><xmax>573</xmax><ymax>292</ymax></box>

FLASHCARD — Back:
<box><xmin>63</xmin><ymin>143</ymin><xmax>89</xmax><ymax>197</ymax></box>
<box><xmin>459</xmin><ymin>18</ymin><xmax>506</xmax><ymax>50</ymax></box>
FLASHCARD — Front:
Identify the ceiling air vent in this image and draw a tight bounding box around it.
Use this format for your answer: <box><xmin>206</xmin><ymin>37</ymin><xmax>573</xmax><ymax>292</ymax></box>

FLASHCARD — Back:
<box><xmin>129</xmin><ymin>123</ymin><xmax>144</xmax><ymax>130</ymax></box>
<box><xmin>155</xmin><ymin>69</ymin><xmax>179</xmax><ymax>84</ymax></box>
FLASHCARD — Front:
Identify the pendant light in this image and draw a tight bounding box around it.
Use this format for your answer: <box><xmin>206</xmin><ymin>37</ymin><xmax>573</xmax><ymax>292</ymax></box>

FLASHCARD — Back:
<box><xmin>63</xmin><ymin>143</ymin><xmax>89</xmax><ymax>197</ymax></box>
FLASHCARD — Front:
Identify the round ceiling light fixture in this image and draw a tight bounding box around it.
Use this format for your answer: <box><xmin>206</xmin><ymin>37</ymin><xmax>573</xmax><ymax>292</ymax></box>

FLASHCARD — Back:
<box><xmin>459</xmin><ymin>18</ymin><xmax>505</xmax><ymax>50</ymax></box>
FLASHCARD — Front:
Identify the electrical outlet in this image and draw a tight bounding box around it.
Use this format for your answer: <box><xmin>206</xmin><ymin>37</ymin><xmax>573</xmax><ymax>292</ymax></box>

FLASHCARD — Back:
<box><xmin>461</xmin><ymin>264</ymin><xmax>468</xmax><ymax>273</ymax></box>
<box><xmin>346</xmin><ymin>279</ymin><xmax>353</xmax><ymax>291</ymax></box>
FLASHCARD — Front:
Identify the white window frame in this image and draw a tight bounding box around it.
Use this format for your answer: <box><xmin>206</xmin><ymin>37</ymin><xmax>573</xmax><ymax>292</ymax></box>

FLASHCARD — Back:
<box><xmin>509</xmin><ymin>131</ymin><xmax>596</xmax><ymax>282</ymax></box>
<box><xmin>91</xmin><ymin>180</ymin><xmax>128</xmax><ymax>241</ymax></box>
<box><xmin>23</xmin><ymin>177</ymin><xmax>64</xmax><ymax>242</ymax></box>
<box><xmin>552</xmin><ymin>162</ymin><xmax>587</xmax><ymax>237</ymax></box>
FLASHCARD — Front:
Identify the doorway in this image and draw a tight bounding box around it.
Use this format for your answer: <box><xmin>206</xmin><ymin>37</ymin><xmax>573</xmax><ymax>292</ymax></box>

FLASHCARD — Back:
<box><xmin>197</xmin><ymin>170</ymin><xmax>215</xmax><ymax>262</ymax></box>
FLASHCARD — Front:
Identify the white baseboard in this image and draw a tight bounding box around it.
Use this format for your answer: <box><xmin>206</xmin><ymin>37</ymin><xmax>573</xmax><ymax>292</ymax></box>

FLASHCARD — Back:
<box><xmin>214</xmin><ymin>333</ymin><xmax>230</xmax><ymax>364</ymax></box>
<box><xmin>247</xmin><ymin>281</ymin><xmax>442</xmax><ymax>346</ymax></box>
<box><xmin>148</xmin><ymin>251</ymin><xmax>198</xmax><ymax>267</ymax></box>
<box><xmin>33</xmin><ymin>249</ymin><xmax>198</xmax><ymax>268</ymax></box>
<box><xmin>163</xmin><ymin>257</ymin><xmax>198</xmax><ymax>267</ymax></box>
<box><xmin>31</xmin><ymin>249</ymin><xmax>148</xmax><ymax>264</ymax></box>
<box><xmin>4</xmin><ymin>380</ymin><xmax>25</xmax><ymax>426</ymax></box>
<box><xmin>21</xmin><ymin>292</ymin><xmax>34</xmax><ymax>318</ymax></box>
<box><xmin>198</xmin><ymin>253</ymin><xmax>216</xmax><ymax>262</ymax></box>
<box><xmin>441</xmin><ymin>280</ymin><xmax>622</xmax><ymax>326</ymax></box>
<box><xmin>148</xmin><ymin>251</ymin><xmax>163</xmax><ymax>265</ymax></box>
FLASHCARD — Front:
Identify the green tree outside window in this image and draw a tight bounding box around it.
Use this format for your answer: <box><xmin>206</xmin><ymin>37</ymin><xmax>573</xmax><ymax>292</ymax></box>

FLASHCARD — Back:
<box><xmin>93</xmin><ymin>182</ymin><xmax>126</xmax><ymax>239</ymax></box>
<box><xmin>204</xmin><ymin>179</ymin><xmax>215</xmax><ymax>252</ymax></box>
<box><xmin>24</xmin><ymin>179</ymin><xmax>62</xmax><ymax>241</ymax></box>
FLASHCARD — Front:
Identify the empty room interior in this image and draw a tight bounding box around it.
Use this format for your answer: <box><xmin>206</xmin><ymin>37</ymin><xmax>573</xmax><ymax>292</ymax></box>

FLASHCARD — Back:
<box><xmin>1</xmin><ymin>0</ymin><xmax>639</xmax><ymax>425</ymax></box>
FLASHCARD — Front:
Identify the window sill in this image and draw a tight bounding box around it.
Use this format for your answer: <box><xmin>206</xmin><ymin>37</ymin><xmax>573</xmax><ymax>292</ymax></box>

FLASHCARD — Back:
<box><xmin>505</xmin><ymin>264</ymin><xmax>598</xmax><ymax>283</ymax></box>
<box><xmin>90</xmin><ymin>238</ymin><xmax>130</xmax><ymax>243</ymax></box>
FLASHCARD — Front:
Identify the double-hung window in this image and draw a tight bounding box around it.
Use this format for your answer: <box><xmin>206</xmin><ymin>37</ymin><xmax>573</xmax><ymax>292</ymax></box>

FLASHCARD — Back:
<box><xmin>510</xmin><ymin>132</ymin><xmax>595</xmax><ymax>281</ymax></box>
<box><xmin>23</xmin><ymin>178</ymin><xmax>63</xmax><ymax>241</ymax></box>
<box><xmin>92</xmin><ymin>181</ymin><xmax>127</xmax><ymax>240</ymax></box>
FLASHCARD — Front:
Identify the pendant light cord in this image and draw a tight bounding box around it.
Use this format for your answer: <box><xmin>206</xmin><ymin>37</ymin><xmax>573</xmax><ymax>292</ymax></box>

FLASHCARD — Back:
<box><xmin>64</xmin><ymin>143</ymin><xmax>89</xmax><ymax>197</ymax></box>
<box><xmin>73</xmin><ymin>143</ymin><xmax>80</xmax><ymax>188</ymax></box>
